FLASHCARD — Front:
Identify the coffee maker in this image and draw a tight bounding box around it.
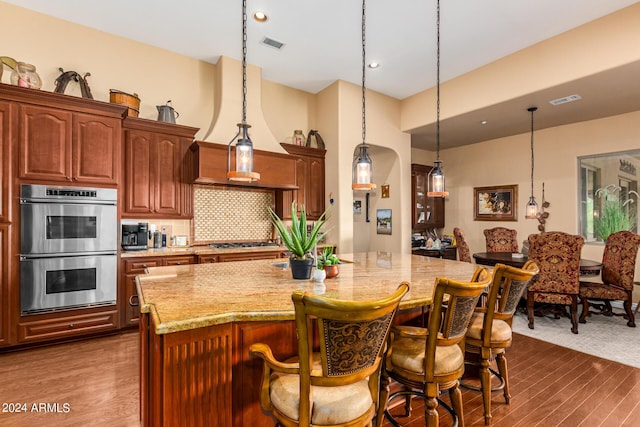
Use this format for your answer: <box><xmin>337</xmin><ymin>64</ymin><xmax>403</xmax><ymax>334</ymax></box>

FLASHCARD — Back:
<box><xmin>121</xmin><ymin>223</ymin><xmax>149</xmax><ymax>251</ymax></box>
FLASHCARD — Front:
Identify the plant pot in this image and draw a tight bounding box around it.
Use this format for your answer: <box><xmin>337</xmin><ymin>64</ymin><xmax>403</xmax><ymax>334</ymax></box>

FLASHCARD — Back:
<box><xmin>323</xmin><ymin>264</ymin><xmax>339</xmax><ymax>279</ymax></box>
<box><xmin>313</xmin><ymin>268</ymin><xmax>326</xmax><ymax>283</ymax></box>
<box><xmin>290</xmin><ymin>257</ymin><xmax>314</xmax><ymax>280</ymax></box>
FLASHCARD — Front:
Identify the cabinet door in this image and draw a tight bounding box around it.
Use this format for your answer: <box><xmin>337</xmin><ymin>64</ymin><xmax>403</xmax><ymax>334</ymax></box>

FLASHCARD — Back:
<box><xmin>152</xmin><ymin>134</ymin><xmax>181</xmax><ymax>216</ymax></box>
<box><xmin>124</xmin><ymin>129</ymin><xmax>153</xmax><ymax>215</ymax></box>
<box><xmin>307</xmin><ymin>156</ymin><xmax>325</xmax><ymax>219</ymax></box>
<box><xmin>73</xmin><ymin>113</ymin><xmax>120</xmax><ymax>184</ymax></box>
<box><xmin>0</xmin><ymin>225</ymin><xmax>9</xmax><ymax>346</ymax></box>
<box><xmin>0</xmin><ymin>101</ymin><xmax>11</xmax><ymax>222</ymax></box>
<box><xmin>412</xmin><ymin>164</ymin><xmax>445</xmax><ymax>229</ymax></box>
<box><xmin>162</xmin><ymin>255</ymin><xmax>195</xmax><ymax>266</ymax></box>
<box><xmin>19</xmin><ymin>104</ymin><xmax>72</xmax><ymax>181</ymax></box>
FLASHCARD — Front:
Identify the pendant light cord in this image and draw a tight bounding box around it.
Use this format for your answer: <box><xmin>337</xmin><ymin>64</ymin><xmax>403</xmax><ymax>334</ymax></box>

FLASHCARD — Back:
<box><xmin>361</xmin><ymin>0</ymin><xmax>366</xmax><ymax>146</ymax></box>
<box><xmin>241</xmin><ymin>0</ymin><xmax>248</xmax><ymax>125</ymax></box>
<box><xmin>529</xmin><ymin>107</ymin><xmax>537</xmax><ymax>197</ymax></box>
<box><xmin>436</xmin><ymin>0</ymin><xmax>441</xmax><ymax>163</ymax></box>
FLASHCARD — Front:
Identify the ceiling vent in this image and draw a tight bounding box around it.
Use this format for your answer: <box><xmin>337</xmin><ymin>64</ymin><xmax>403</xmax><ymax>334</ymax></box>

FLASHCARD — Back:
<box><xmin>549</xmin><ymin>94</ymin><xmax>582</xmax><ymax>106</ymax></box>
<box><xmin>261</xmin><ymin>37</ymin><xmax>285</xmax><ymax>50</ymax></box>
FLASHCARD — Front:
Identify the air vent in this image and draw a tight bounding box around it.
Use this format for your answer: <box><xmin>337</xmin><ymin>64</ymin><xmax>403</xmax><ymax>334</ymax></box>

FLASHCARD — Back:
<box><xmin>261</xmin><ymin>37</ymin><xmax>285</xmax><ymax>50</ymax></box>
<box><xmin>549</xmin><ymin>94</ymin><xmax>582</xmax><ymax>106</ymax></box>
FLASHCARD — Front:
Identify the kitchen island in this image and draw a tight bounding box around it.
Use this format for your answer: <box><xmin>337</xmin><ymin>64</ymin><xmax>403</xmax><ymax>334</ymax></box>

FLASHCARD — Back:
<box><xmin>136</xmin><ymin>252</ymin><xmax>480</xmax><ymax>427</ymax></box>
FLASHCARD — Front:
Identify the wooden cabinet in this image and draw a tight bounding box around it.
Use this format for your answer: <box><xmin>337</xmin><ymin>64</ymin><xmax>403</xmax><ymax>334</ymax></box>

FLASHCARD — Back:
<box><xmin>122</xmin><ymin>117</ymin><xmax>198</xmax><ymax>219</ymax></box>
<box><xmin>121</xmin><ymin>255</ymin><xmax>196</xmax><ymax>327</ymax></box>
<box><xmin>277</xmin><ymin>143</ymin><xmax>326</xmax><ymax>220</ymax></box>
<box><xmin>413</xmin><ymin>246</ymin><xmax>457</xmax><ymax>260</ymax></box>
<box><xmin>18</xmin><ymin>104</ymin><xmax>121</xmax><ymax>185</ymax></box>
<box><xmin>197</xmin><ymin>254</ymin><xmax>218</xmax><ymax>264</ymax></box>
<box><xmin>0</xmin><ymin>101</ymin><xmax>12</xmax><ymax>222</ymax></box>
<box><xmin>411</xmin><ymin>163</ymin><xmax>445</xmax><ymax>229</ymax></box>
<box><xmin>217</xmin><ymin>250</ymin><xmax>285</xmax><ymax>263</ymax></box>
<box><xmin>0</xmin><ymin>225</ymin><xmax>9</xmax><ymax>346</ymax></box>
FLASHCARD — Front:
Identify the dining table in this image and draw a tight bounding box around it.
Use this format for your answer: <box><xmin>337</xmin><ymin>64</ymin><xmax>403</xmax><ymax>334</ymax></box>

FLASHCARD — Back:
<box><xmin>472</xmin><ymin>251</ymin><xmax>602</xmax><ymax>276</ymax></box>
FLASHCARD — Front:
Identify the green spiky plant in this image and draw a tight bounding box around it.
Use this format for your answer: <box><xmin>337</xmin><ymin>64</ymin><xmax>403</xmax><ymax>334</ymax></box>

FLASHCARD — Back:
<box><xmin>593</xmin><ymin>185</ymin><xmax>638</xmax><ymax>242</ymax></box>
<box><xmin>267</xmin><ymin>202</ymin><xmax>329</xmax><ymax>260</ymax></box>
<box><xmin>594</xmin><ymin>201</ymin><xmax>636</xmax><ymax>242</ymax></box>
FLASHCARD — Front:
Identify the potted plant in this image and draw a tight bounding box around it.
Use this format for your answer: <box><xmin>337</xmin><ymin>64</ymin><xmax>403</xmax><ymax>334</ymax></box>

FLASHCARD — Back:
<box><xmin>317</xmin><ymin>246</ymin><xmax>340</xmax><ymax>278</ymax></box>
<box><xmin>268</xmin><ymin>202</ymin><xmax>328</xmax><ymax>280</ymax></box>
<box><xmin>594</xmin><ymin>185</ymin><xmax>638</xmax><ymax>242</ymax></box>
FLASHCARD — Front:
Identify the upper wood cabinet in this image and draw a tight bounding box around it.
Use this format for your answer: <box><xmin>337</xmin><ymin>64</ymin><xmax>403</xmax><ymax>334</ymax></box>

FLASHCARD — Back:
<box><xmin>17</xmin><ymin>104</ymin><xmax>121</xmax><ymax>185</ymax></box>
<box><xmin>411</xmin><ymin>163</ymin><xmax>445</xmax><ymax>229</ymax></box>
<box><xmin>0</xmin><ymin>101</ymin><xmax>11</xmax><ymax>223</ymax></box>
<box><xmin>277</xmin><ymin>143</ymin><xmax>326</xmax><ymax>220</ymax></box>
<box><xmin>122</xmin><ymin>117</ymin><xmax>198</xmax><ymax>219</ymax></box>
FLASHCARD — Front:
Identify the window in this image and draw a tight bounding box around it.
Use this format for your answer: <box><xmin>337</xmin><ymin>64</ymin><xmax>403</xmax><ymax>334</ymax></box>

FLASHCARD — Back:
<box><xmin>578</xmin><ymin>150</ymin><xmax>640</xmax><ymax>243</ymax></box>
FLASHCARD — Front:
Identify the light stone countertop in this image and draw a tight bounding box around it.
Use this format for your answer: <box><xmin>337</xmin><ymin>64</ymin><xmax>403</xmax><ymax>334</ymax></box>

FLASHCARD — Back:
<box><xmin>120</xmin><ymin>245</ymin><xmax>287</xmax><ymax>258</ymax></box>
<box><xmin>136</xmin><ymin>252</ymin><xmax>481</xmax><ymax>335</ymax></box>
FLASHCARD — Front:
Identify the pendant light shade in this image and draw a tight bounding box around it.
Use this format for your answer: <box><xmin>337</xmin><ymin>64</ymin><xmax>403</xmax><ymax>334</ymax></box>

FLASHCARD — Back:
<box><xmin>227</xmin><ymin>0</ymin><xmax>259</xmax><ymax>182</ymax></box>
<box><xmin>352</xmin><ymin>144</ymin><xmax>375</xmax><ymax>190</ymax></box>
<box><xmin>525</xmin><ymin>106</ymin><xmax>539</xmax><ymax>219</ymax></box>
<box><xmin>352</xmin><ymin>0</ymin><xmax>376</xmax><ymax>191</ymax></box>
<box><xmin>427</xmin><ymin>0</ymin><xmax>448</xmax><ymax>198</ymax></box>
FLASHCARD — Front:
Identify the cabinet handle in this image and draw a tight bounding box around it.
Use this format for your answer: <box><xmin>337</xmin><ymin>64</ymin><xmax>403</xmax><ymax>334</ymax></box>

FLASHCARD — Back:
<box><xmin>129</xmin><ymin>294</ymin><xmax>139</xmax><ymax>307</ymax></box>
<box><xmin>69</xmin><ymin>323</ymin><xmax>75</xmax><ymax>329</ymax></box>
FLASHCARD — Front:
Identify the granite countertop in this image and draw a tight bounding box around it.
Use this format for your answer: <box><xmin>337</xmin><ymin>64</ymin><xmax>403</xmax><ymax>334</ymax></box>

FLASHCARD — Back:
<box><xmin>136</xmin><ymin>252</ymin><xmax>480</xmax><ymax>335</ymax></box>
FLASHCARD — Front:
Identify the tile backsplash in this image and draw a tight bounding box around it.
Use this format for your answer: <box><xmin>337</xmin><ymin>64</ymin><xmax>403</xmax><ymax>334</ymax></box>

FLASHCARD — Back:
<box><xmin>193</xmin><ymin>185</ymin><xmax>273</xmax><ymax>242</ymax></box>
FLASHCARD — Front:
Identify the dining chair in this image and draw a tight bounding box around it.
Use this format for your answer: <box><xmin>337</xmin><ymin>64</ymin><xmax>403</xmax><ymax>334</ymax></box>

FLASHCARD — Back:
<box><xmin>579</xmin><ymin>230</ymin><xmax>640</xmax><ymax>327</ymax></box>
<box><xmin>376</xmin><ymin>266</ymin><xmax>492</xmax><ymax>427</ymax></box>
<box><xmin>453</xmin><ymin>227</ymin><xmax>472</xmax><ymax>263</ymax></box>
<box><xmin>527</xmin><ymin>231</ymin><xmax>584</xmax><ymax>334</ymax></box>
<box><xmin>463</xmin><ymin>261</ymin><xmax>539</xmax><ymax>425</ymax></box>
<box><xmin>483</xmin><ymin>227</ymin><xmax>519</xmax><ymax>253</ymax></box>
<box><xmin>249</xmin><ymin>283</ymin><xmax>409</xmax><ymax>427</ymax></box>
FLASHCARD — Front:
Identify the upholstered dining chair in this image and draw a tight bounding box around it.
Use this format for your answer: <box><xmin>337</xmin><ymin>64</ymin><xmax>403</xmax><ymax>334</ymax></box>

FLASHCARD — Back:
<box><xmin>484</xmin><ymin>227</ymin><xmax>519</xmax><ymax>253</ymax></box>
<box><xmin>376</xmin><ymin>266</ymin><xmax>491</xmax><ymax>427</ymax></box>
<box><xmin>249</xmin><ymin>283</ymin><xmax>409</xmax><ymax>427</ymax></box>
<box><xmin>463</xmin><ymin>261</ymin><xmax>539</xmax><ymax>425</ymax></box>
<box><xmin>527</xmin><ymin>231</ymin><xmax>584</xmax><ymax>334</ymax></box>
<box><xmin>453</xmin><ymin>227</ymin><xmax>472</xmax><ymax>263</ymax></box>
<box><xmin>579</xmin><ymin>230</ymin><xmax>640</xmax><ymax>327</ymax></box>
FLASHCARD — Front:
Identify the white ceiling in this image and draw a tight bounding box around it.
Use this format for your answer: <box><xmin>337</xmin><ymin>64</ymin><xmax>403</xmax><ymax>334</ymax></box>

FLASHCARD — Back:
<box><xmin>5</xmin><ymin>0</ymin><xmax>640</xmax><ymax>150</ymax></box>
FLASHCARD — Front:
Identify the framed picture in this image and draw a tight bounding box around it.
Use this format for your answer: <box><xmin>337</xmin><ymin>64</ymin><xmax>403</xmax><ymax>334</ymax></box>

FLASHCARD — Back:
<box><xmin>376</xmin><ymin>209</ymin><xmax>392</xmax><ymax>234</ymax></box>
<box><xmin>353</xmin><ymin>200</ymin><xmax>362</xmax><ymax>215</ymax></box>
<box><xmin>474</xmin><ymin>185</ymin><xmax>518</xmax><ymax>221</ymax></box>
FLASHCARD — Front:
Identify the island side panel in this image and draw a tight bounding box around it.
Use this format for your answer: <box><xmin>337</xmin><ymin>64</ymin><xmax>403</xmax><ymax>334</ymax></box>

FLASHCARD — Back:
<box><xmin>143</xmin><ymin>311</ymin><xmax>234</xmax><ymax>427</ymax></box>
<box><xmin>233</xmin><ymin>320</ymin><xmax>298</xmax><ymax>427</ymax></box>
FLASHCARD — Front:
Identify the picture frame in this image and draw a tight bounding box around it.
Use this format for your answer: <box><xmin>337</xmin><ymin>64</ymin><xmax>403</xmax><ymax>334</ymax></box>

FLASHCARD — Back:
<box><xmin>376</xmin><ymin>209</ymin><xmax>392</xmax><ymax>234</ymax></box>
<box><xmin>353</xmin><ymin>199</ymin><xmax>362</xmax><ymax>215</ymax></box>
<box><xmin>474</xmin><ymin>185</ymin><xmax>518</xmax><ymax>221</ymax></box>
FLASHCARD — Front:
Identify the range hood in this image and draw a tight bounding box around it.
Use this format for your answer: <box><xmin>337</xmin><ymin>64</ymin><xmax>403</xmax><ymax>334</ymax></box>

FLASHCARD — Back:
<box><xmin>191</xmin><ymin>141</ymin><xmax>298</xmax><ymax>190</ymax></box>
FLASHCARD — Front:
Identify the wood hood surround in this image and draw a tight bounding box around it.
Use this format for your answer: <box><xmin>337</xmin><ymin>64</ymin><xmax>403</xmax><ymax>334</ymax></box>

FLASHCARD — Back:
<box><xmin>191</xmin><ymin>140</ymin><xmax>298</xmax><ymax>189</ymax></box>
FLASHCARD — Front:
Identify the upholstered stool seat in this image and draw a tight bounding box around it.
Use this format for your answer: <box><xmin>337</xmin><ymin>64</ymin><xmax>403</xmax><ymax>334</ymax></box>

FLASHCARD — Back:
<box><xmin>466</xmin><ymin>314</ymin><xmax>511</xmax><ymax>343</ymax></box>
<box><xmin>580</xmin><ymin>282</ymin><xmax>627</xmax><ymax>300</ymax></box>
<box><xmin>270</xmin><ymin>371</ymin><xmax>373</xmax><ymax>424</ymax></box>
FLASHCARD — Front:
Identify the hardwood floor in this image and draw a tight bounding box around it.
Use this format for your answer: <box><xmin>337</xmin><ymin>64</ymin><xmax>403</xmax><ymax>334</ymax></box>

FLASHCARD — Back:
<box><xmin>0</xmin><ymin>331</ymin><xmax>638</xmax><ymax>426</ymax></box>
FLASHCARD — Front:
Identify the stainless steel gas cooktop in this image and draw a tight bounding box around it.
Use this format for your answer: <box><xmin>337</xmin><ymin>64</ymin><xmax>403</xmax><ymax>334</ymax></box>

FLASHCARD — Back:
<box><xmin>208</xmin><ymin>242</ymin><xmax>279</xmax><ymax>249</ymax></box>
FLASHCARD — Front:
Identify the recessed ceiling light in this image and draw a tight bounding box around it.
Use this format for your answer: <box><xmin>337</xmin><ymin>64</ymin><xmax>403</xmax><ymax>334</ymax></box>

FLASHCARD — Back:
<box><xmin>480</xmin><ymin>120</ymin><xmax>488</xmax><ymax>125</ymax></box>
<box><xmin>253</xmin><ymin>11</ymin><xmax>268</xmax><ymax>23</ymax></box>
<box><xmin>368</xmin><ymin>62</ymin><xmax>380</xmax><ymax>69</ymax></box>
<box><xmin>549</xmin><ymin>94</ymin><xmax>581</xmax><ymax>106</ymax></box>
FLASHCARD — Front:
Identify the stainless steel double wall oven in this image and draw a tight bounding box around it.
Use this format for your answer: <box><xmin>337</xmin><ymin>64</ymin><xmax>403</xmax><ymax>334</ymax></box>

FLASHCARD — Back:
<box><xmin>20</xmin><ymin>184</ymin><xmax>118</xmax><ymax>314</ymax></box>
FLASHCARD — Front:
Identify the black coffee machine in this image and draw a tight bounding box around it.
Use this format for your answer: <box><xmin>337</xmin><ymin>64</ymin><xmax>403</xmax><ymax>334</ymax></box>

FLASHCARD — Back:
<box><xmin>121</xmin><ymin>223</ymin><xmax>148</xmax><ymax>251</ymax></box>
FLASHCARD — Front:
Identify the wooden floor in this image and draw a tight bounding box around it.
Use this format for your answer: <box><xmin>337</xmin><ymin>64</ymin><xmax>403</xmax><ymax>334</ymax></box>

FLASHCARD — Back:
<box><xmin>0</xmin><ymin>331</ymin><xmax>639</xmax><ymax>427</ymax></box>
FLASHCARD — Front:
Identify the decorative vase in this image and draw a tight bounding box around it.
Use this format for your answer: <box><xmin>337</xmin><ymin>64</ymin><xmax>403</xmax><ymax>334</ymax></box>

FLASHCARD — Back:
<box><xmin>313</xmin><ymin>268</ymin><xmax>326</xmax><ymax>283</ymax></box>
<box><xmin>10</xmin><ymin>62</ymin><xmax>42</xmax><ymax>90</ymax></box>
<box><xmin>324</xmin><ymin>264</ymin><xmax>339</xmax><ymax>279</ymax></box>
<box><xmin>289</xmin><ymin>257</ymin><xmax>314</xmax><ymax>280</ymax></box>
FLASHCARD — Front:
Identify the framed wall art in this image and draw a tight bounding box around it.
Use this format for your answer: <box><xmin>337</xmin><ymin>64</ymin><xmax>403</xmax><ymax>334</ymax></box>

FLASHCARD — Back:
<box><xmin>474</xmin><ymin>185</ymin><xmax>518</xmax><ymax>221</ymax></box>
<box><xmin>376</xmin><ymin>209</ymin><xmax>392</xmax><ymax>234</ymax></box>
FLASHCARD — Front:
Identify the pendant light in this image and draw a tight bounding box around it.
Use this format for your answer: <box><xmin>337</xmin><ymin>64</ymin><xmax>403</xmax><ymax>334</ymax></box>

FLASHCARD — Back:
<box><xmin>427</xmin><ymin>0</ymin><xmax>448</xmax><ymax>197</ymax></box>
<box><xmin>227</xmin><ymin>0</ymin><xmax>260</xmax><ymax>182</ymax></box>
<box><xmin>525</xmin><ymin>106</ymin><xmax>539</xmax><ymax>219</ymax></box>
<box><xmin>352</xmin><ymin>0</ymin><xmax>376</xmax><ymax>191</ymax></box>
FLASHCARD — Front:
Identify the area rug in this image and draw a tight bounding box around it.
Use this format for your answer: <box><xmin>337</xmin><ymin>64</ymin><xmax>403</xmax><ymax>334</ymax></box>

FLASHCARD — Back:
<box><xmin>511</xmin><ymin>308</ymin><xmax>640</xmax><ymax>369</ymax></box>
